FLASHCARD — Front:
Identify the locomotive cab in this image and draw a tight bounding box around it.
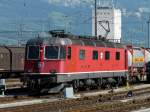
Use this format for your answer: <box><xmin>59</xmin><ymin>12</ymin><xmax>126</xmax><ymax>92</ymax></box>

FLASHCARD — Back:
<box><xmin>25</xmin><ymin>44</ymin><xmax>67</xmax><ymax>74</ymax></box>
<box><xmin>24</xmin><ymin>37</ymin><xmax>70</xmax><ymax>92</ymax></box>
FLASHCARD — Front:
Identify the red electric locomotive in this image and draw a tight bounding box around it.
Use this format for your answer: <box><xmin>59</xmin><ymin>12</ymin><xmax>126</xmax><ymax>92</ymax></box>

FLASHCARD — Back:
<box><xmin>24</xmin><ymin>31</ymin><xmax>128</xmax><ymax>93</ymax></box>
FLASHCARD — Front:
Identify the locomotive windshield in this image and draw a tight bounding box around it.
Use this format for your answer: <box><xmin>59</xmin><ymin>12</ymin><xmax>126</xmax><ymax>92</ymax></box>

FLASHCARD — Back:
<box><xmin>45</xmin><ymin>46</ymin><xmax>59</xmax><ymax>59</ymax></box>
<box><xmin>27</xmin><ymin>46</ymin><xmax>40</xmax><ymax>59</ymax></box>
<box><xmin>45</xmin><ymin>46</ymin><xmax>66</xmax><ymax>59</ymax></box>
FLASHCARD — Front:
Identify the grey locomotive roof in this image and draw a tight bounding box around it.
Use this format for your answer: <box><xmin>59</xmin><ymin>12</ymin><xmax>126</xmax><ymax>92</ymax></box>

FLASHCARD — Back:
<box><xmin>27</xmin><ymin>36</ymin><xmax>124</xmax><ymax>48</ymax></box>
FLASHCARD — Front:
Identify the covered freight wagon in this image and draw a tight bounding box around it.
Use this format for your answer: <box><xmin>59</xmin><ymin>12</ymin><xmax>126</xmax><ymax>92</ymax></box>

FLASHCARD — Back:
<box><xmin>0</xmin><ymin>46</ymin><xmax>25</xmax><ymax>78</ymax></box>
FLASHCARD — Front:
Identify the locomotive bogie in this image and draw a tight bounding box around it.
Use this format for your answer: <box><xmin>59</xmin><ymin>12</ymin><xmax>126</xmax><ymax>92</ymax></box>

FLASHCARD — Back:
<box><xmin>25</xmin><ymin>74</ymin><xmax>127</xmax><ymax>93</ymax></box>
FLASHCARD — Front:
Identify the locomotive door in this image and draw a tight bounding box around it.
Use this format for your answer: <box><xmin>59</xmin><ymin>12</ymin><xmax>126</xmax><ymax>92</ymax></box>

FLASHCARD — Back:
<box><xmin>66</xmin><ymin>46</ymin><xmax>77</xmax><ymax>72</ymax></box>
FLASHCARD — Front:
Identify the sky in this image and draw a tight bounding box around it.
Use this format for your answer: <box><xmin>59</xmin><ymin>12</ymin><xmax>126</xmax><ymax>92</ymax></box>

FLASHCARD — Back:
<box><xmin>0</xmin><ymin>0</ymin><xmax>150</xmax><ymax>45</ymax></box>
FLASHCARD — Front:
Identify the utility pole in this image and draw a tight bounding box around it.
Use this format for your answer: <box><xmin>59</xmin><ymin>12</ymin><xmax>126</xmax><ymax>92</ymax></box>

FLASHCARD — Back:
<box><xmin>147</xmin><ymin>18</ymin><xmax>150</xmax><ymax>48</ymax></box>
<box><xmin>95</xmin><ymin>0</ymin><xmax>97</xmax><ymax>37</ymax></box>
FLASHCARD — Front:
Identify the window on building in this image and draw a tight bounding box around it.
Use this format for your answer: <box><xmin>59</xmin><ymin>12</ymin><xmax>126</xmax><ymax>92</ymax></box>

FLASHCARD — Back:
<box><xmin>116</xmin><ymin>52</ymin><xmax>120</xmax><ymax>60</ymax></box>
<box><xmin>79</xmin><ymin>50</ymin><xmax>85</xmax><ymax>60</ymax></box>
<box><xmin>93</xmin><ymin>50</ymin><xmax>98</xmax><ymax>60</ymax></box>
<box><xmin>105</xmin><ymin>51</ymin><xmax>110</xmax><ymax>60</ymax></box>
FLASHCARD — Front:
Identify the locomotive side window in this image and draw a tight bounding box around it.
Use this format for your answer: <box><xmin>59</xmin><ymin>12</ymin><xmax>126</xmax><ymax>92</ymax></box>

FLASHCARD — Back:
<box><xmin>45</xmin><ymin>46</ymin><xmax>59</xmax><ymax>59</ymax></box>
<box><xmin>116</xmin><ymin>52</ymin><xmax>120</xmax><ymax>60</ymax></box>
<box><xmin>105</xmin><ymin>51</ymin><xmax>110</xmax><ymax>60</ymax></box>
<box><xmin>60</xmin><ymin>47</ymin><xmax>66</xmax><ymax>59</ymax></box>
<box><xmin>27</xmin><ymin>46</ymin><xmax>40</xmax><ymax>59</ymax></box>
<box><xmin>79</xmin><ymin>50</ymin><xmax>85</xmax><ymax>60</ymax></box>
<box><xmin>67</xmin><ymin>47</ymin><xmax>71</xmax><ymax>59</ymax></box>
<box><xmin>93</xmin><ymin>50</ymin><xmax>98</xmax><ymax>60</ymax></box>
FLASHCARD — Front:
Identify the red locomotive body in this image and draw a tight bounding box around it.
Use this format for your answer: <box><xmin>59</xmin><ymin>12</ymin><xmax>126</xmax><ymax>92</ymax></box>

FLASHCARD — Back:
<box><xmin>24</xmin><ymin>32</ymin><xmax>128</xmax><ymax>92</ymax></box>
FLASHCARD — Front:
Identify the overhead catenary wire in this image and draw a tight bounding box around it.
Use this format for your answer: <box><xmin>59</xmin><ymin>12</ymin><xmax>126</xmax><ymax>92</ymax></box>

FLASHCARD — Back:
<box><xmin>0</xmin><ymin>0</ymin><xmax>149</xmax><ymax>45</ymax></box>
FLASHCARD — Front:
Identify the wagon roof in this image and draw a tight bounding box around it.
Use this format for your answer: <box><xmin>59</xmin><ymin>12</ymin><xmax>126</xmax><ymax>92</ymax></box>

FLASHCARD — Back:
<box><xmin>0</xmin><ymin>46</ymin><xmax>25</xmax><ymax>53</ymax></box>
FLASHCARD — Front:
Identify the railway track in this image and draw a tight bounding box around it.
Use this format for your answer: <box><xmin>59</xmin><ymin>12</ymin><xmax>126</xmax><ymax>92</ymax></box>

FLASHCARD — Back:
<box><xmin>1</xmin><ymin>84</ymin><xmax>148</xmax><ymax>103</ymax></box>
<box><xmin>1</xmin><ymin>85</ymin><xmax>150</xmax><ymax>112</ymax></box>
<box><xmin>67</xmin><ymin>98</ymin><xmax>150</xmax><ymax>112</ymax></box>
<box><xmin>0</xmin><ymin>89</ymin><xmax>63</xmax><ymax>104</ymax></box>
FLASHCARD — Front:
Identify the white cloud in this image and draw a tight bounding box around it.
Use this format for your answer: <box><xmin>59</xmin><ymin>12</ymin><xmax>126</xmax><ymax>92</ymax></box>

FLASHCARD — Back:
<box><xmin>133</xmin><ymin>7</ymin><xmax>150</xmax><ymax>19</ymax></box>
<box><xmin>122</xmin><ymin>11</ymin><xmax>142</xmax><ymax>19</ymax></box>
<box><xmin>122</xmin><ymin>7</ymin><xmax>150</xmax><ymax>19</ymax></box>
<box><xmin>45</xmin><ymin>0</ymin><xmax>93</xmax><ymax>7</ymax></box>
<box><xmin>138</xmin><ymin>7</ymin><xmax>150</xmax><ymax>13</ymax></box>
<box><xmin>121</xmin><ymin>8</ymin><xmax>133</xmax><ymax>17</ymax></box>
<box><xmin>135</xmin><ymin>12</ymin><xmax>141</xmax><ymax>18</ymax></box>
<box><xmin>44</xmin><ymin>0</ymin><xmax>118</xmax><ymax>8</ymax></box>
<box><xmin>48</xmin><ymin>11</ymin><xmax>74</xmax><ymax>28</ymax></box>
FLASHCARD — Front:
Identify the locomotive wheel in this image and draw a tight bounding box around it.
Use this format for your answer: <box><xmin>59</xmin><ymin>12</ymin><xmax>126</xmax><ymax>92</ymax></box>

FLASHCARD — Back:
<box><xmin>85</xmin><ymin>86</ymin><xmax>90</xmax><ymax>91</ymax></box>
<box><xmin>27</xmin><ymin>80</ymin><xmax>34</xmax><ymax>90</ymax></box>
<box><xmin>96</xmin><ymin>79</ymin><xmax>102</xmax><ymax>90</ymax></box>
<box><xmin>26</xmin><ymin>78</ymin><xmax>42</xmax><ymax>94</ymax></box>
<box><xmin>73</xmin><ymin>80</ymin><xmax>79</xmax><ymax>93</ymax></box>
<box><xmin>106</xmin><ymin>83</ymin><xmax>112</xmax><ymax>89</ymax></box>
<box><xmin>117</xmin><ymin>77</ymin><xmax>124</xmax><ymax>86</ymax></box>
<box><xmin>101</xmin><ymin>79</ymin><xmax>107</xmax><ymax>89</ymax></box>
<box><xmin>73</xmin><ymin>88</ymin><xmax>78</xmax><ymax>93</ymax></box>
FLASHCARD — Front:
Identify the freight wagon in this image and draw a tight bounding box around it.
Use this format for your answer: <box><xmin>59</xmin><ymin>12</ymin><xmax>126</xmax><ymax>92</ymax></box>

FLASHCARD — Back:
<box><xmin>0</xmin><ymin>46</ymin><xmax>25</xmax><ymax>78</ymax></box>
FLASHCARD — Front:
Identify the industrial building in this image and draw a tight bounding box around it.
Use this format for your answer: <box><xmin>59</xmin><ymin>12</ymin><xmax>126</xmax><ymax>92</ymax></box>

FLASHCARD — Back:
<box><xmin>92</xmin><ymin>7</ymin><xmax>121</xmax><ymax>42</ymax></box>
